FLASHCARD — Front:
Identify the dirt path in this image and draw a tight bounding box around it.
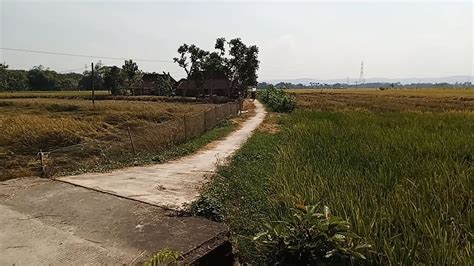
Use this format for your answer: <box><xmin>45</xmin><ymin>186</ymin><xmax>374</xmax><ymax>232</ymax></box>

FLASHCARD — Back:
<box><xmin>59</xmin><ymin>100</ymin><xmax>266</xmax><ymax>210</ymax></box>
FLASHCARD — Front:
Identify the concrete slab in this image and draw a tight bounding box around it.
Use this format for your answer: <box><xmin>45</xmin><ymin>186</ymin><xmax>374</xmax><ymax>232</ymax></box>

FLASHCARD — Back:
<box><xmin>59</xmin><ymin>100</ymin><xmax>266</xmax><ymax>209</ymax></box>
<box><xmin>0</xmin><ymin>177</ymin><xmax>229</xmax><ymax>265</ymax></box>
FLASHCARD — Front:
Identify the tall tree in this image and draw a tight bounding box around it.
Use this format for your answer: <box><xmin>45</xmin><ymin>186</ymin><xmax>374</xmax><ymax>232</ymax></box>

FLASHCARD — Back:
<box><xmin>122</xmin><ymin>59</ymin><xmax>139</xmax><ymax>95</ymax></box>
<box><xmin>103</xmin><ymin>66</ymin><xmax>126</xmax><ymax>95</ymax></box>
<box><xmin>225</xmin><ymin>38</ymin><xmax>260</xmax><ymax>94</ymax></box>
<box><xmin>7</xmin><ymin>70</ymin><xmax>29</xmax><ymax>91</ymax></box>
<box><xmin>27</xmin><ymin>65</ymin><xmax>60</xmax><ymax>90</ymax></box>
<box><xmin>173</xmin><ymin>44</ymin><xmax>209</xmax><ymax>96</ymax></box>
<box><xmin>174</xmin><ymin>37</ymin><xmax>259</xmax><ymax>97</ymax></box>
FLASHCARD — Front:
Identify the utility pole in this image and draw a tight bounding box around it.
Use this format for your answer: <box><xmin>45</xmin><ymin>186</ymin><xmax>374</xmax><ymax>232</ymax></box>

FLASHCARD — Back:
<box><xmin>91</xmin><ymin>62</ymin><xmax>95</xmax><ymax>107</ymax></box>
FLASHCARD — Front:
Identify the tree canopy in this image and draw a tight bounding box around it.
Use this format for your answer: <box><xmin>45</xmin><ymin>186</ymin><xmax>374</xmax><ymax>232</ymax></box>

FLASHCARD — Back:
<box><xmin>103</xmin><ymin>66</ymin><xmax>127</xmax><ymax>95</ymax></box>
<box><xmin>173</xmin><ymin>37</ymin><xmax>260</xmax><ymax>95</ymax></box>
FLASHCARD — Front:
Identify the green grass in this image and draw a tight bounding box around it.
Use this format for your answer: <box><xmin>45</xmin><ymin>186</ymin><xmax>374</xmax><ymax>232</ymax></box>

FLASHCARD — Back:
<box><xmin>193</xmin><ymin>110</ymin><xmax>473</xmax><ymax>264</ymax></box>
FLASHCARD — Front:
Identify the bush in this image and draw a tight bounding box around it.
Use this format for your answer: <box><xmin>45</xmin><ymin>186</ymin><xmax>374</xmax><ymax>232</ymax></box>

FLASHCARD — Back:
<box><xmin>253</xmin><ymin>205</ymin><xmax>372</xmax><ymax>265</ymax></box>
<box><xmin>259</xmin><ymin>86</ymin><xmax>296</xmax><ymax>112</ymax></box>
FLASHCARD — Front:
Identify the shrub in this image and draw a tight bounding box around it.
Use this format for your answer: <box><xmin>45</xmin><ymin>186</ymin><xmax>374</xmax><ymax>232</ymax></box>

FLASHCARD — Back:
<box><xmin>253</xmin><ymin>205</ymin><xmax>372</xmax><ymax>265</ymax></box>
<box><xmin>259</xmin><ymin>86</ymin><xmax>296</xmax><ymax>112</ymax></box>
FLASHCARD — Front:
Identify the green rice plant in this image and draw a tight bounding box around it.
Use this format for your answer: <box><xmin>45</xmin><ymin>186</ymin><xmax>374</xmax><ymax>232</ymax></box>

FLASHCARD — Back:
<box><xmin>194</xmin><ymin>109</ymin><xmax>473</xmax><ymax>264</ymax></box>
<box><xmin>270</xmin><ymin>110</ymin><xmax>473</xmax><ymax>264</ymax></box>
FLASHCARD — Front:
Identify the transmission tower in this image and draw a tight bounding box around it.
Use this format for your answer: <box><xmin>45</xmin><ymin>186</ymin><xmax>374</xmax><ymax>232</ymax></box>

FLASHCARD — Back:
<box><xmin>358</xmin><ymin>61</ymin><xmax>365</xmax><ymax>85</ymax></box>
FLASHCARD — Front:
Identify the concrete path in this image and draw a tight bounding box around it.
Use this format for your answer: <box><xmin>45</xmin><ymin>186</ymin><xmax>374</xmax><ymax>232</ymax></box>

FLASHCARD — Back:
<box><xmin>59</xmin><ymin>100</ymin><xmax>266</xmax><ymax>210</ymax></box>
<box><xmin>0</xmin><ymin>177</ymin><xmax>229</xmax><ymax>265</ymax></box>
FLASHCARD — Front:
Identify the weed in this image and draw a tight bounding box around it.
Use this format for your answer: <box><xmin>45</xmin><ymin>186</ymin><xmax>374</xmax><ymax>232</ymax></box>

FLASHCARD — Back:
<box><xmin>144</xmin><ymin>248</ymin><xmax>181</xmax><ymax>266</ymax></box>
<box><xmin>253</xmin><ymin>205</ymin><xmax>372</xmax><ymax>264</ymax></box>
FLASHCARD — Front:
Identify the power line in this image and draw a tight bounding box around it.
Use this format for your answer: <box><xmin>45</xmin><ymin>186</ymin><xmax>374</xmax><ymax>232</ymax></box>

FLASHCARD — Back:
<box><xmin>0</xmin><ymin>47</ymin><xmax>174</xmax><ymax>63</ymax></box>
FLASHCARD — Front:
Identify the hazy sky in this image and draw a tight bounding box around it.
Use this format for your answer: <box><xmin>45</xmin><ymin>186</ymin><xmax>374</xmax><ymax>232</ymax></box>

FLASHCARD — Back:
<box><xmin>1</xmin><ymin>0</ymin><xmax>472</xmax><ymax>81</ymax></box>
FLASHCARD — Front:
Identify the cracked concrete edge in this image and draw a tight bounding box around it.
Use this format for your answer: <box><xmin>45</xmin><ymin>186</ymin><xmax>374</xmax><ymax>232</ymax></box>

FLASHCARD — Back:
<box><xmin>179</xmin><ymin>230</ymin><xmax>231</xmax><ymax>264</ymax></box>
<box><xmin>53</xmin><ymin>177</ymin><xmax>182</xmax><ymax>213</ymax></box>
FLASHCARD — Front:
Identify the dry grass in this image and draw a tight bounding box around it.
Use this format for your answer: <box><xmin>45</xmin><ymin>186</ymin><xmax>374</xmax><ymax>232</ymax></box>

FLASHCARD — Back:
<box><xmin>287</xmin><ymin>88</ymin><xmax>474</xmax><ymax>97</ymax></box>
<box><xmin>258</xmin><ymin>113</ymin><xmax>281</xmax><ymax>134</ymax></box>
<box><xmin>0</xmin><ymin>98</ymin><xmax>215</xmax><ymax>180</ymax></box>
<box><xmin>294</xmin><ymin>89</ymin><xmax>474</xmax><ymax>112</ymax></box>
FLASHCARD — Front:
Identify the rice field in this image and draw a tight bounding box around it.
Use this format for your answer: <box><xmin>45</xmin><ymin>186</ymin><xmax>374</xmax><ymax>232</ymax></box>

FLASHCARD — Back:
<box><xmin>287</xmin><ymin>87</ymin><xmax>474</xmax><ymax>97</ymax></box>
<box><xmin>194</xmin><ymin>89</ymin><xmax>474</xmax><ymax>264</ymax></box>
<box><xmin>0</xmin><ymin>98</ymin><xmax>218</xmax><ymax>180</ymax></box>
<box><xmin>294</xmin><ymin>88</ymin><xmax>474</xmax><ymax>112</ymax></box>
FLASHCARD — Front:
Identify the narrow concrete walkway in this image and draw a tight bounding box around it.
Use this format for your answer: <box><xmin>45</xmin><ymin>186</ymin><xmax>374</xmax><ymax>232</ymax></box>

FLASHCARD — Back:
<box><xmin>0</xmin><ymin>177</ymin><xmax>228</xmax><ymax>265</ymax></box>
<box><xmin>59</xmin><ymin>100</ymin><xmax>266</xmax><ymax>209</ymax></box>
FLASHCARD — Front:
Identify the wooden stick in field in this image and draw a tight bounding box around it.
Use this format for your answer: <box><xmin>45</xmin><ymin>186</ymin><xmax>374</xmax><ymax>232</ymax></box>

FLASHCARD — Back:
<box><xmin>91</xmin><ymin>62</ymin><xmax>95</xmax><ymax>108</ymax></box>
<box><xmin>38</xmin><ymin>150</ymin><xmax>45</xmax><ymax>177</ymax></box>
<box><xmin>127</xmin><ymin>127</ymin><xmax>136</xmax><ymax>154</ymax></box>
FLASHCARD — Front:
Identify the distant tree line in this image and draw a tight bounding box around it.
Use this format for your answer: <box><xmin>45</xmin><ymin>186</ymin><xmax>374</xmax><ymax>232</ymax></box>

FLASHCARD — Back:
<box><xmin>0</xmin><ymin>63</ymin><xmax>83</xmax><ymax>91</ymax></box>
<box><xmin>0</xmin><ymin>60</ymin><xmax>141</xmax><ymax>95</ymax></box>
<box><xmin>257</xmin><ymin>81</ymin><xmax>473</xmax><ymax>90</ymax></box>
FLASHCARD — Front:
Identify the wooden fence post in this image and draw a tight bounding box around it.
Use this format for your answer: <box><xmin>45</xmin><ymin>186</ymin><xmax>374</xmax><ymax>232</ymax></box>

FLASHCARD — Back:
<box><xmin>91</xmin><ymin>62</ymin><xmax>95</xmax><ymax>108</ymax></box>
<box><xmin>183</xmin><ymin>115</ymin><xmax>187</xmax><ymax>140</ymax></box>
<box><xmin>214</xmin><ymin>106</ymin><xmax>218</xmax><ymax>123</ymax></box>
<box><xmin>203</xmin><ymin>111</ymin><xmax>207</xmax><ymax>132</ymax></box>
<box><xmin>38</xmin><ymin>149</ymin><xmax>45</xmax><ymax>177</ymax></box>
<box><xmin>127</xmin><ymin>127</ymin><xmax>136</xmax><ymax>154</ymax></box>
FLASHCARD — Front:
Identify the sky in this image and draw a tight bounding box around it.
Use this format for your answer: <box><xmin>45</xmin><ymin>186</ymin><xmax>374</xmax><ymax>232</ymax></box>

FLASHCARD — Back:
<box><xmin>0</xmin><ymin>0</ymin><xmax>472</xmax><ymax>82</ymax></box>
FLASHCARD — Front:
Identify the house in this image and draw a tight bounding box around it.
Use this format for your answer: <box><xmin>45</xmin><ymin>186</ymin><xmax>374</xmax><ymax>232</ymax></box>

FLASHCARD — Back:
<box><xmin>134</xmin><ymin>72</ymin><xmax>177</xmax><ymax>96</ymax></box>
<box><xmin>175</xmin><ymin>71</ymin><xmax>232</xmax><ymax>97</ymax></box>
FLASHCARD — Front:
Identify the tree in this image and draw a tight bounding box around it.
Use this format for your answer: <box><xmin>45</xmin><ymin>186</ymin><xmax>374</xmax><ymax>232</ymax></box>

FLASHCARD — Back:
<box><xmin>173</xmin><ymin>44</ymin><xmax>209</xmax><ymax>96</ymax></box>
<box><xmin>27</xmin><ymin>65</ymin><xmax>60</xmax><ymax>90</ymax></box>
<box><xmin>79</xmin><ymin>62</ymin><xmax>105</xmax><ymax>90</ymax></box>
<box><xmin>103</xmin><ymin>66</ymin><xmax>126</xmax><ymax>95</ymax></box>
<box><xmin>1</xmin><ymin>63</ymin><xmax>83</xmax><ymax>91</ymax></box>
<box><xmin>57</xmin><ymin>72</ymin><xmax>83</xmax><ymax>90</ymax></box>
<box><xmin>225</xmin><ymin>38</ymin><xmax>260</xmax><ymax>95</ymax></box>
<box><xmin>7</xmin><ymin>70</ymin><xmax>29</xmax><ymax>91</ymax></box>
<box><xmin>122</xmin><ymin>59</ymin><xmax>139</xmax><ymax>95</ymax></box>
<box><xmin>0</xmin><ymin>63</ymin><xmax>8</xmax><ymax>91</ymax></box>
<box><xmin>173</xmin><ymin>37</ymin><xmax>260</xmax><ymax>98</ymax></box>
